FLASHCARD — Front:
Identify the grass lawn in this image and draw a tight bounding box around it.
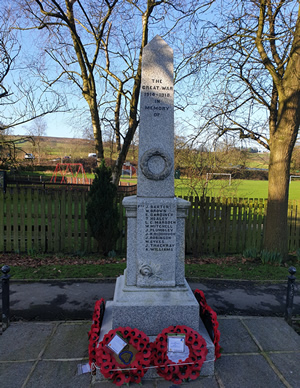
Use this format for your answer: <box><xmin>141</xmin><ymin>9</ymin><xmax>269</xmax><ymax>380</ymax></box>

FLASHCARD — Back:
<box><xmin>174</xmin><ymin>178</ymin><xmax>300</xmax><ymax>200</ymax></box>
<box><xmin>16</xmin><ymin>170</ymin><xmax>300</xmax><ymax>200</ymax></box>
<box><xmin>11</xmin><ymin>263</ymin><xmax>127</xmax><ymax>279</ymax></box>
<box><xmin>2</xmin><ymin>253</ymin><xmax>298</xmax><ymax>282</ymax></box>
<box><xmin>185</xmin><ymin>262</ymin><xmax>288</xmax><ymax>281</ymax></box>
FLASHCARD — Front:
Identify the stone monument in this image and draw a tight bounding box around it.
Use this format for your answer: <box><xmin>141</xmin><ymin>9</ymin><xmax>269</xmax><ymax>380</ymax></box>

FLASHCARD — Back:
<box><xmin>100</xmin><ymin>35</ymin><xmax>214</xmax><ymax>377</ymax></box>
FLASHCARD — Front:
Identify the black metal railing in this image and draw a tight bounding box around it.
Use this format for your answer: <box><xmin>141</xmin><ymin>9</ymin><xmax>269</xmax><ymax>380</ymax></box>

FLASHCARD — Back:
<box><xmin>1</xmin><ymin>265</ymin><xmax>11</xmax><ymax>332</ymax></box>
<box><xmin>285</xmin><ymin>266</ymin><xmax>297</xmax><ymax>326</ymax></box>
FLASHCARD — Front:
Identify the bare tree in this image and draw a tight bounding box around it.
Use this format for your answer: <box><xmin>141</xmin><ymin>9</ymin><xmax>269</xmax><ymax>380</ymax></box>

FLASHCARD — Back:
<box><xmin>27</xmin><ymin>116</ymin><xmax>47</xmax><ymax>163</ymax></box>
<box><xmin>0</xmin><ymin>6</ymin><xmax>64</xmax><ymax>169</ymax></box>
<box><xmin>0</xmin><ymin>16</ymin><xmax>18</xmax><ymax>103</ymax></box>
<box><xmin>188</xmin><ymin>0</ymin><xmax>300</xmax><ymax>258</ymax></box>
<box><xmin>0</xmin><ymin>12</ymin><xmax>17</xmax><ymax>163</ymax></box>
<box><xmin>0</xmin><ymin>4</ymin><xmax>66</xmax><ymax>137</ymax></box>
<box><xmin>174</xmin><ymin>135</ymin><xmax>245</xmax><ymax>198</ymax></box>
<box><xmin>16</xmin><ymin>0</ymin><xmax>213</xmax><ymax>185</ymax></box>
<box><xmin>16</xmin><ymin>0</ymin><xmax>118</xmax><ymax>161</ymax></box>
<box><xmin>95</xmin><ymin>0</ymin><xmax>214</xmax><ymax>185</ymax></box>
<box><xmin>99</xmin><ymin>0</ymin><xmax>161</xmax><ymax>185</ymax></box>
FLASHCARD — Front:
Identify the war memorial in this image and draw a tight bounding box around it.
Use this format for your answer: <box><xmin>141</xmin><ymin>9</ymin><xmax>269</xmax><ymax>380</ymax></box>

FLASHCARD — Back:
<box><xmin>91</xmin><ymin>36</ymin><xmax>216</xmax><ymax>384</ymax></box>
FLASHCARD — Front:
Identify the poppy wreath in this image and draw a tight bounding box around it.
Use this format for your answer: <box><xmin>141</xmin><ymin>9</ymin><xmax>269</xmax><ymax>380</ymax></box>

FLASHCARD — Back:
<box><xmin>88</xmin><ymin>299</ymin><xmax>106</xmax><ymax>373</ymax></box>
<box><xmin>194</xmin><ymin>289</ymin><xmax>221</xmax><ymax>360</ymax></box>
<box><xmin>151</xmin><ymin>325</ymin><xmax>208</xmax><ymax>384</ymax></box>
<box><xmin>96</xmin><ymin>326</ymin><xmax>151</xmax><ymax>386</ymax></box>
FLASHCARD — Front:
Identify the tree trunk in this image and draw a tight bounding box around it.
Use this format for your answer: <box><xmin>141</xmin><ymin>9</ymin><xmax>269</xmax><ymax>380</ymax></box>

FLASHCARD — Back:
<box><xmin>111</xmin><ymin>117</ymin><xmax>139</xmax><ymax>186</ymax></box>
<box><xmin>110</xmin><ymin>2</ymin><xmax>156</xmax><ymax>187</ymax></box>
<box><xmin>264</xmin><ymin>142</ymin><xmax>291</xmax><ymax>259</ymax></box>
<box><xmin>264</xmin><ymin>93</ymin><xmax>300</xmax><ymax>259</ymax></box>
<box><xmin>87</xmin><ymin>96</ymin><xmax>104</xmax><ymax>162</ymax></box>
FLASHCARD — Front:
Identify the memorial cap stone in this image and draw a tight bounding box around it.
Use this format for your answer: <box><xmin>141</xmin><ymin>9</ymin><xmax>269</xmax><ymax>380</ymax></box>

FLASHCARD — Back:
<box><xmin>137</xmin><ymin>35</ymin><xmax>174</xmax><ymax>198</ymax></box>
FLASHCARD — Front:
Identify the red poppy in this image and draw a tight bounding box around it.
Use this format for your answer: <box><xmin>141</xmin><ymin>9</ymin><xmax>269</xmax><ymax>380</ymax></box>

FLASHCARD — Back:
<box><xmin>130</xmin><ymin>373</ymin><xmax>142</xmax><ymax>384</ymax></box>
<box><xmin>100</xmin><ymin>361</ymin><xmax>113</xmax><ymax>373</ymax></box>
<box><xmin>169</xmin><ymin>363</ymin><xmax>180</xmax><ymax>374</ymax></box>
<box><xmin>177</xmin><ymin>365</ymin><xmax>189</xmax><ymax>380</ymax></box>
<box><xmin>112</xmin><ymin>372</ymin><xmax>126</xmax><ymax>386</ymax></box>
<box><xmin>189</xmin><ymin>368</ymin><xmax>201</xmax><ymax>380</ymax></box>
<box><xmin>171</xmin><ymin>374</ymin><xmax>184</xmax><ymax>385</ymax></box>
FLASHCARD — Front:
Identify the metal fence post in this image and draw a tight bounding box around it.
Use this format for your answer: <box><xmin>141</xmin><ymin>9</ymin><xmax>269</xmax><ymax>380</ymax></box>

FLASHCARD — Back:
<box><xmin>284</xmin><ymin>266</ymin><xmax>296</xmax><ymax>326</ymax></box>
<box><xmin>1</xmin><ymin>265</ymin><xmax>11</xmax><ymax>331</ymax></box>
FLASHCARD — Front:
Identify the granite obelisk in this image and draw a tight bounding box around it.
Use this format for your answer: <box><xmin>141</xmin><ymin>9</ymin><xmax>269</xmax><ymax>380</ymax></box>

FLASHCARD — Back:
<box><xmin>100</xmin><ymin>36</ymin><xmax>214</xmax><ymax>376</ymax></box>
<box><xmin>108</xmin><ymin>35</ymin><xmax>199</xmax><ymax>331</ymax></box>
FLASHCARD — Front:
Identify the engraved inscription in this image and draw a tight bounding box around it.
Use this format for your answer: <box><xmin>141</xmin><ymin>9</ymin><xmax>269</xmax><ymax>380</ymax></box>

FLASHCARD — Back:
<box><xmin>144</xmin><ymin>204</ymin><xmax>176</xmax><ymax>252</ymax></box>
<box><xmin>142</xmin><ymin>78</ymin><xmax>173</xmax><ymax>117</ymax></box>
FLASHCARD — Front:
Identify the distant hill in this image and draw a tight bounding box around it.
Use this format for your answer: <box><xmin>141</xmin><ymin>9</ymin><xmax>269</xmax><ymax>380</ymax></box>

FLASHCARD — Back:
<box><xmin>5</xmin><ymin>135</ymin><xmax>137</xmax><ymax>164</ymax></box>
<box><xmin>40</xmin><ymin>136</ymin><xmax>92</xmax><ymax>144</ymax></box>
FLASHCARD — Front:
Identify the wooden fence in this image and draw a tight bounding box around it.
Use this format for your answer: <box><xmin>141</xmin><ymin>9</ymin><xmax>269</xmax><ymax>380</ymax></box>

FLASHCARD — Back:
<box><xmin>184</xmin><ymin>196</ymin><xmax>267</xmax><ymax>255</ymax></box>
<box><xmin>183</xmin><ymin>196</ymin><xmax>300</xmax><ymax>254</ymax></box>
<box><xmin>0</xmin><ymin>187</ymin><xmax>299</xmax><ymax>255</ymax></box>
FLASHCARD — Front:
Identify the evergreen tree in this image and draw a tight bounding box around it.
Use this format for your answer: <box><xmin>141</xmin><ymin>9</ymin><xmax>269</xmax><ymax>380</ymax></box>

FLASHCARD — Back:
<box><xmin>86</xmin><ymin>160</ymin><xmax>119</xmax><ymax>255</ymax></box>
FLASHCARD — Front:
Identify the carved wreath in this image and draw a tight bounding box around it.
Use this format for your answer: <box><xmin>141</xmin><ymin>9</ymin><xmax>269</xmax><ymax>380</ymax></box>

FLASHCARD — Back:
<box><xmin>139</xmin><ymin>263</ymin><xmax>162</xmax><ymax>280</ymax></box>
<box><xmin>140</xmin><ymin>148</ymin><xmax>173</xmax><ymax>181</ymax></box>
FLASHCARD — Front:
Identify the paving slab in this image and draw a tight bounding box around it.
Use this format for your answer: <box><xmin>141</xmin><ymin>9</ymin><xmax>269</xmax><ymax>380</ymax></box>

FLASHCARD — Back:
<box><xmin>43</xmin><ymin>322</ymin><xmax>91</xmax><ymax>359</ymax></box>
<box><xmin>269</xmin><ymin>352</ymin><xmax>300</xmax><ymax>388</ymax></box>
<box><xmin>243</xmin><ymin>317</ymin><xmax>300</xmax><ymax>352</ymax></box>
<box><xmin>156</xmin><ymin>376</ymin><xmax>219</xmax><ymax>387</ymax></box>
<box><xmin>218</xmin><ymin>318</ymin><xmax>260</xmax><ymax>353</ymax></box>
<box><xmin>0</xmin><ymin>362</ymin><xmax>35</xmax><ymax>388</ymax></box>
<box><xmin>0</xmin><ymin>322</ymin><xmax>56</xmax><ymax>361</ymax></box>
<box><xmin>92</xmin><ymin>376</ymin><xmax>219</xmax><ymax>387</ymax></box>
<box><xmin>92</xmin><ymin>379</ymin><xmax>156</xmax><ymax>387</ymax></box>
<box><xmin>25</xmin><ymin>360</ymin><xmax>91</xmax><ymax>388</ymax></box>
<box><xmin>215</xmin><ymin>354</ymin><xmax>286</xmax><ymax>388</ymax></box>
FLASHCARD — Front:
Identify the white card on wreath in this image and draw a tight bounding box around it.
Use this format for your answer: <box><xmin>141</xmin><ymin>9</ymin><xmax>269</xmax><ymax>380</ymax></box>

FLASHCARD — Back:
<box><xmin>107</xmin><ymin>334</ymin><xmax>127</xmax><ymax>355</ymax></box>
<box><xmin>167</xmin><ymin>334</ymin><xmax>185</xmax><ymax>353</ymax></box>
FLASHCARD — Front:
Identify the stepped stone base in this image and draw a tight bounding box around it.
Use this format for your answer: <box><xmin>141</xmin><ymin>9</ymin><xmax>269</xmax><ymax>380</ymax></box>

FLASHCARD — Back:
<box><xmin>92</xmin><ymin>275</ymin><xmax>215</xmax><ymax>383</ymax></box>
<box><xmin>93</xmin><ymin>307</ymin><xmax>215</xmax><ymax>383</ymax></box>
<box><xmin>107</xmin><ymin>274</ymin><xmax>200</xmax><ymax>335</ymax></box>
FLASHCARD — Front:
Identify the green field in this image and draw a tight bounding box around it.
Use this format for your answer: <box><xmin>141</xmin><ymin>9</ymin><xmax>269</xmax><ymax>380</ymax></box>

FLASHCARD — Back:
<box><xmin>13</xmin><ymin>170</ymin><xmax>300</xmax><ymax>200</ymax></box>
<box><xmin>174</xmin><ymin>178</ymin><xmax>300</xmax><ymax>200</ymax></box>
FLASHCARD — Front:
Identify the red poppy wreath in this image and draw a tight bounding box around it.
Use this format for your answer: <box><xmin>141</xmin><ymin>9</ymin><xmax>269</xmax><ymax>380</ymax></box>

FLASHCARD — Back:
<box><xmin>88</xmin><ymin>298</ymin><xmax>106</xmax><ymax>373</ymax></box>
<box><xmin>151</xmin><ymin>325</ymin><xmax>208</xmax><ymax>384</ymax></box>
<box><xmin>96</xmin><ymin>326</ymin><xmax>151</xmax><ymax>386</ymax></box>
<box><xmin>194</xmin><ymin>289</ymin><xmax>221</xmax><ymax>360</ymax></box>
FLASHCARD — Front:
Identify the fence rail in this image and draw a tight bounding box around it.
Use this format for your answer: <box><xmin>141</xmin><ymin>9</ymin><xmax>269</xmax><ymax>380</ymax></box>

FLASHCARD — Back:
<box><xmin>0</xmin><ymin>187</ymin><xmax>299</xmax><ymax>255</ymax></box>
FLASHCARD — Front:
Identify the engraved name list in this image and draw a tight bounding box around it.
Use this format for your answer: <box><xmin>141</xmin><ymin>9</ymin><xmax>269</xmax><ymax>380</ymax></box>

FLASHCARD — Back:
<box><xmin>143</xmin><ymin>203</ymin><xmax>176</xmax><ymax>252</ymax></box>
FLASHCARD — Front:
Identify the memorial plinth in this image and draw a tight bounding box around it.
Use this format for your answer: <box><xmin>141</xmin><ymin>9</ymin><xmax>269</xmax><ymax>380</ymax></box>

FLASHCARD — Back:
<box><xmin>96</xmin><ymin>36</ymin><xmax>215</xmax><ymax>380</ymax></box>
<box><xmin>109</xmin><ymin>195</ymin><xmax>199</xmax><ymax>334</ymax></box>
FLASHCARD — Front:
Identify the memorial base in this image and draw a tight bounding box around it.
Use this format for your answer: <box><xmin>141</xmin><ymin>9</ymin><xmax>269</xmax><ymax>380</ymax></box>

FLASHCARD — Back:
<box><xmin>108</xmin><ymin>274</ymin><xmax>200</xmax><ymax>334</ymax></box>
<box><xmin>92</xmin><ymin>275</ymin><xmax>215</xmax><ymax>383</ymax></box>
<box><xmin>92</xmin><ymin>311</ymin><xmax>215</xmax><ymax>384</ymax></box>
